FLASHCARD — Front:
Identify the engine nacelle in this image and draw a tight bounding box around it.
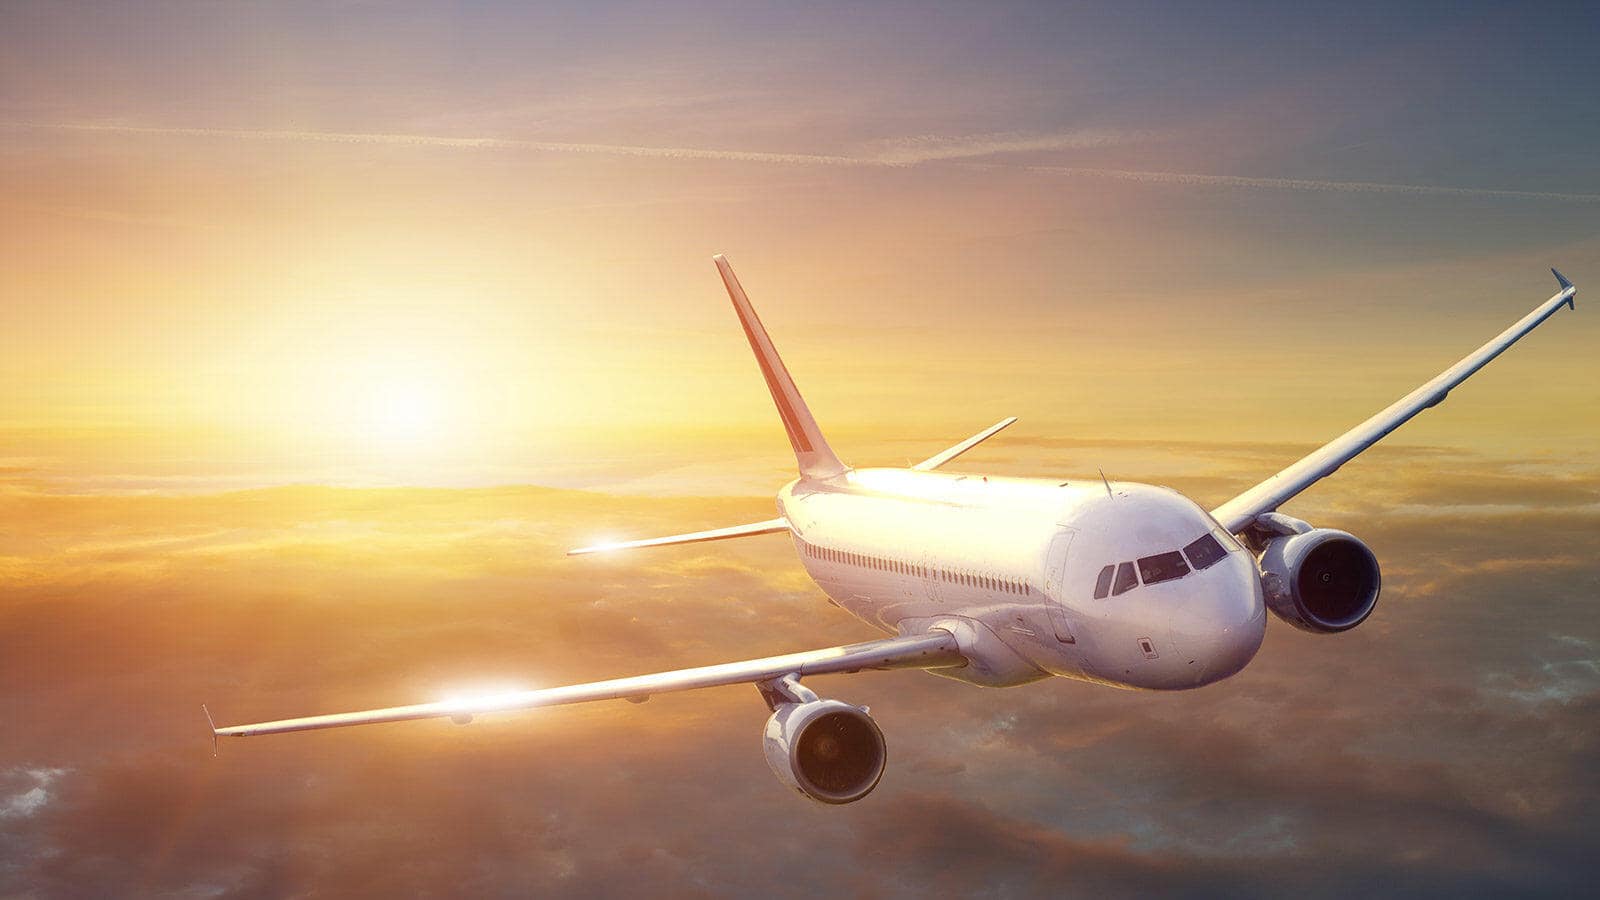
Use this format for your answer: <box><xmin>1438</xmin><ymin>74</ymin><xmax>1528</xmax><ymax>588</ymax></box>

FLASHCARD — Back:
<box><xmin>762</xmin><ymin>699</ymin><xmax>886</xmax><ymax>804</ymax></box>
<box><xmin>1258</xmin><ymin>528</ymin><xmax>1381</xmax><ymax>633</ymax></box>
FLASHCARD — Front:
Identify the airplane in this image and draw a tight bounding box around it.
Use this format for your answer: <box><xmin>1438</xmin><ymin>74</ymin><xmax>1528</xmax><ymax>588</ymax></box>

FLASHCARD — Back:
<box><xmin>208</xmin><ymin>260</ymin><xmax>1578</xmax><ymax>804</ymax></box>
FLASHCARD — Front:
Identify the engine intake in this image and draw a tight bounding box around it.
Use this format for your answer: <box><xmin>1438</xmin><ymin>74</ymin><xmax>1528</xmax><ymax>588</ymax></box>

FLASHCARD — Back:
<box><xmin>1258</xmin><ymin>528</ymin><xmax>1381</xmax><ymax>633</ymax></box>
<box><xmin>763</xmin><ymin>699</ymin><xmax>886</xmax><ymax>804</ymax></box>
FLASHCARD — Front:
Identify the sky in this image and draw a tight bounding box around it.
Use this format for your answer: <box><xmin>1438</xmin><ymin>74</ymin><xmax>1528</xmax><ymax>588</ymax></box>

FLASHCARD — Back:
<box><xmin>1</xmin><ymin>1</ymin><xmax>1598</xmax><ymax>896</ymax></box>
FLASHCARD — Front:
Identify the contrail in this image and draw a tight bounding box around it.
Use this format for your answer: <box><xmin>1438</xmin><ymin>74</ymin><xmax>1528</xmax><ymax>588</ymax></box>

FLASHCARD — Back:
<box><xmin>1020</xmin><ymin>164</ymin><xmax>1600</xmax><ymax>203</ymax></box>
<box><xmin>20</xmin><ymin>122</ymin><xmax>867</xmax><ymax>167</ymax></box>
<box><xmin>16</xmin><ymin>122</ymin><xmax>1600</xmax><ymax>203</ymax></box>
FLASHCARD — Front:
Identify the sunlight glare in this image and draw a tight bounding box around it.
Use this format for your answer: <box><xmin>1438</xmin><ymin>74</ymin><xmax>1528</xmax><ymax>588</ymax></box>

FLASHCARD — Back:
<box><xmin>365</xmin><ymin>377</ymin><xmax>444</xmax><ymax>442</ymax></box>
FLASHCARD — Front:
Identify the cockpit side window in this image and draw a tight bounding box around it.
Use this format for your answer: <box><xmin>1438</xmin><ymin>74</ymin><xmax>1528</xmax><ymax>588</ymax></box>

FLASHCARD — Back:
<box><xmin>1183</xmin><ymin>533</ymin><xmax>1227</xmax><ymax>570</ymax></box>
<box><xmin>1093</xmin><ymin>564</ymin><xmax>1114</xmax><ymax>599</ymax></box>
<box><xmin>1111</xmin><ymin>561</ymin><xmax>1138</xmax><ymax>596</ymax></box>
<box><xmin>1137</xmin><ymin>551</ymin><xmax>1189</xmax><ymax>585</ymax></box>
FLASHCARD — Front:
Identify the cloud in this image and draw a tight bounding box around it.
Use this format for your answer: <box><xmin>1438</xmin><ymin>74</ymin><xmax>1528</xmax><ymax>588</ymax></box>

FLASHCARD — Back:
<box><xmin>16</xmin><ymin>122</ymin><xmax>1600</xmax><ymax>204</ymax></box>
<box><xmin>0</xmin><ymin>767</ymin><xmax>68</xmax><ymax>820</ymax></box>
<box><xmin>0</xmin><ymin>474</ymin><xmax>1596</xmax><ymax>896</ymax></box>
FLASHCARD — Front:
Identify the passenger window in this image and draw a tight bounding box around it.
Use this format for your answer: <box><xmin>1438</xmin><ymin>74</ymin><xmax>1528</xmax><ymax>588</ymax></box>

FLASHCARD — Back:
<box><xmin>1184</xmin><ymin>533</ymin><xmax>1226</xmax><ymax>570</ymax></box>
<box><xmin>1093</xmin><ymin>564</ymin><xmax>1114</xmax><ymax>599</ymax></box>
<box><xmin>1137</xmin><ymin>551</ymin><xmax>1189</xmax><ymax>585</ymax></box>
<box><xmin>1112</xmin><ymin>561</ymin><xmax>1138</xmax><ymax>596</ymax></box>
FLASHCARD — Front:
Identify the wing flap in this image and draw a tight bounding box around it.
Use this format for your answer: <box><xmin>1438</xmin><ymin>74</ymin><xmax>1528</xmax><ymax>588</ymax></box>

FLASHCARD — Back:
<box><xmin>1211</xmin><ymin>272</ymin><xmax>1577</xmax><ymax>534</ymax></box>
<box><xmin>567</xmin><ymin>517</ymin><xmax>789</xmax><ymax>556</ymax></box>
<box><xmin>212</xmin><ymin>630</ymin><xmax>965</xmax><ymax>738</ymax></box>
<box><xmin>913</xmin><ymin>417</ymin><xmax>1018</xmax><ymax>470</ymax></box>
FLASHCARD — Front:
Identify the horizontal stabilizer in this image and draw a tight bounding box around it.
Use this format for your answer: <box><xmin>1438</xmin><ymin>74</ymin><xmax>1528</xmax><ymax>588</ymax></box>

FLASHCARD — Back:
<box><xmin>568</xmin><ymin>517</ymin><xmax>789</xmax><ymax>556</ymax></box>
<box><xmin>913</xmin><ymin>417</ymin><xmax>1017</xmax><ymax>470</ymax></box>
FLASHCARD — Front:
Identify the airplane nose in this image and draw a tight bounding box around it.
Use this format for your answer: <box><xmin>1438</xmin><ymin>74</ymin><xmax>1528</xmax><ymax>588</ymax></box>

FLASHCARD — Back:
<box><xmin>1207</xmin><ymin>602</ymin><xmax>1266</xmax><ymax>682</ymax></box>
<box><xmin>1172</xmin><ymin>577</ymin><xmax>1266</xmax><ymax>686</ymax></box>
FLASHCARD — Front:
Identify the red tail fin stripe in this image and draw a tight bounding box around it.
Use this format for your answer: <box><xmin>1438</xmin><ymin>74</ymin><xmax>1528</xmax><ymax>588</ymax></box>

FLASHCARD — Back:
<box><xmin>730</xmin><ymin>301</ymin><xmax>814</xmax><ymax>454</ymax></box>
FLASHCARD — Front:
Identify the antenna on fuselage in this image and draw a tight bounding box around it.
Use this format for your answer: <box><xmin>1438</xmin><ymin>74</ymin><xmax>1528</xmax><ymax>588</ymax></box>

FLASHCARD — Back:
<box><xmin>1098</xmin><ymin>468</ymin><xmax>1113</xmax><ymax>498</ymax></box>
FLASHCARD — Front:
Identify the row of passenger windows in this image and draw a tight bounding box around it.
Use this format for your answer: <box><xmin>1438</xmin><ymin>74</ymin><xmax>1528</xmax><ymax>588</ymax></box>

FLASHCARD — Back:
<box><xmin>1092</xmin><ymin>532</ymin><xmax>1228</xmax><ymax>599</ymax></box>
<box><xmin>798</xmin><ymin>539</ymin><xmax>1031</xmax><ymax>596</ymax></box>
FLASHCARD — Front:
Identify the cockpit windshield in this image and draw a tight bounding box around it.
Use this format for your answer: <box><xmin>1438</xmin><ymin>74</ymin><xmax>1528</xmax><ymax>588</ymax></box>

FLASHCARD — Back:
<box><xmin>1183</xmin><ymin>533</ymin><xmax>1227</xmax><ymax>570</ymax></box>
<box><xmin>1092</xmin><ymin>529</ymin><xmax>1232</xmax><ymax>599</ymax></box>
<box><xmin>1137</xmin><ymin>551</ymin><xmax>1188</xmax><ymax>585</ymax></box>
<box><xmin>1112</xmin><ymin>561</ymin><xmax>1138</xmax><ymax>596</ymax></box>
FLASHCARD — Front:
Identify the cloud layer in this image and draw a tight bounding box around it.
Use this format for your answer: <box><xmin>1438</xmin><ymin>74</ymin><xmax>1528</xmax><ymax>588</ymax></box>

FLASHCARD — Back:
<box><xmin>1</xmin><ymin>450</ymin><xmax>1597</xmax><ymax>897</ymax></box>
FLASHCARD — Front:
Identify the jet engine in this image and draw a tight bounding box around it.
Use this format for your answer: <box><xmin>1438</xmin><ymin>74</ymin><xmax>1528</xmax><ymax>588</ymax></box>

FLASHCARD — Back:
<box><xmin>762</xmin><ymin>699</ymin><xmax>886</xmax><ymax>804</ymax></box>
<box><xmin>1258</xmin><ymin>528</ymin><xmax>1381</xmax><ymax>633</ymax></box>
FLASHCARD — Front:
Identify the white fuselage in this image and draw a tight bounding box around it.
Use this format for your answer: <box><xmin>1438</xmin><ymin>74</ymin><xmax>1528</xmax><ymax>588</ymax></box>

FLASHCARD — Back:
<box><xmin>778</xmin><ymin>468</ymin><xmax>1267</xmax><ymax>691</ymax></box>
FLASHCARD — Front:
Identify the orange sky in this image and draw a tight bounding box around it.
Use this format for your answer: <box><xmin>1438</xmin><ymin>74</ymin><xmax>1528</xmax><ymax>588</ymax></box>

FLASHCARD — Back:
<box><xmin>2</xmin><ymin>123</ymin><xmax>1595</xmax><ymax>494</ymax></box>
<box><xmin>3</xmin><ymin>4</ymin><xmax>1600</xmax><ymax>896</ymax></box>
<box><xmin>2</xmin><ymin>7</ymin><xmax>1598</xmax><ymax>495</ymax></box>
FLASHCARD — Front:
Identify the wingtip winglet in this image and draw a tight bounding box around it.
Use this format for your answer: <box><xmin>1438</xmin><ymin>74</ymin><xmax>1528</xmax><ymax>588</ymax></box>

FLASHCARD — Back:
<box><xmin>203</xmin><ymin>704</ymin><xmax>219</xmax><ymax>757</ymax></box>
<box><xmin>1553</xmin><ymin>267</ymin><xmax>1576</xmax><ymax>309</ymax></box>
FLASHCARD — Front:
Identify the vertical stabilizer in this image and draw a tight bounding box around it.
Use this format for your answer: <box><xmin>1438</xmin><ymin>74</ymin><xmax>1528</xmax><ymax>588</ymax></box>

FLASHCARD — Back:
<box><xmin>714</xmin><ymin>255</ymin><xmax>847</xmax><ymax>480</ymax></box>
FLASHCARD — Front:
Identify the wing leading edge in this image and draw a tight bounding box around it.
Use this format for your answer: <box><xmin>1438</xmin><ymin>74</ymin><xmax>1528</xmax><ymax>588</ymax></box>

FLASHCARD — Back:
<box><xmin>568</xmin><ymin>517</ymin><xmax>789</xmax><ymax>556</ymax></box>
<box><xmin>913</xmin><ymin>417</ymin><xmax>1018</xmax><ymax>470</ymax></box>
<box><xmin>1211</xmin><ymin>269</ymin><xmax>1577</xmax><ymax>534</ymax></box>
<box><xmin>210</xmin><ymin>630</ymin><xmax>964</xmax><ymax>739</ymax></box>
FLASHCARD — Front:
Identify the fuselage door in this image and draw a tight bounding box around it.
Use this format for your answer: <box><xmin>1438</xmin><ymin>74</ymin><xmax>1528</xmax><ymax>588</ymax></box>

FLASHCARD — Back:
<box><xmin>1042</xmin><ymin>530</ymin><xmax>1077</xmax><ymax>644</ymax></box>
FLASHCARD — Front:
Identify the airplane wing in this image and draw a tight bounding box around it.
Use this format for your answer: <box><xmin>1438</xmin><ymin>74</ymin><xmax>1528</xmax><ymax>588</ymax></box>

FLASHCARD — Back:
<box><xmin>209</xmin><ymin>630</ymin><xmax>964</xmax><ymax>741</ymax></box>
<box><xmin>1211</xmin><ymin>269</ymin><xmax>1577</xmax><ymax>534</ymax></box>
<box><xmin>567</xmin><ymin>517</ymin><xmax>789</xmax><ymax>556</ymax></box>
<box><xmin>913</xmin><ymin>417</ymin><xmax>1018</xmax><ymax>470</ymax></box>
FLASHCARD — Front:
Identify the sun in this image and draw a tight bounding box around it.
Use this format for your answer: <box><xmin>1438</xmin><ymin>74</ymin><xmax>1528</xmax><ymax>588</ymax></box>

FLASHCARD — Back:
<box><xmin>364</xmin><ymin>377</ymin><xmax>444</xmax><ymax>443</ymax></box>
